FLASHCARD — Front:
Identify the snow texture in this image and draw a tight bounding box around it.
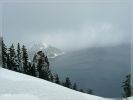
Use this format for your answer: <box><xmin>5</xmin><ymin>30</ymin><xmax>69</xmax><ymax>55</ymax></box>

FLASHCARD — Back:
<box><xmin>0</xmin><ymin>68</ymin><xmax>131</xmax><ymax>100</ymax></box>
<box><xmin>0</xmin><ymin>68</ymin><xmax>110</xmax><ymax>100</ymax></box>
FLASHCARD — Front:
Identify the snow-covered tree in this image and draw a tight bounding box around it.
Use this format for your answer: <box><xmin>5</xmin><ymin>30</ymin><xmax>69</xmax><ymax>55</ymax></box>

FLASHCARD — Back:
<box><xmin>16</xmin><ymin>43</ymin><xmax>23</xmax><ymax>72</ymax></box>
<box><xmin>33</xmin><ymin>51</ymin><xmax>51</xmax><ymax>80</ymax></box>
<box><xmin>122</xmin><ymin>75</ymin><xmax>131</xmax><ymax>97</ymax></box>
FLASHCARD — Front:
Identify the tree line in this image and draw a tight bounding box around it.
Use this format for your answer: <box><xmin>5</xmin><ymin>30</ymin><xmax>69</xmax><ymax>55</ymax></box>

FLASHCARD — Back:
<box><xmin>2</xmin><ymin>39</ymin><xmax>93</xmax><ymax>95</ymax></box>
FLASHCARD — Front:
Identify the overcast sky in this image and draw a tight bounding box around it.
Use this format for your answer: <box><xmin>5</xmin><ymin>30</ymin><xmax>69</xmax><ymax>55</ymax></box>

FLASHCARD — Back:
<box><xmin>1</xmin><ymin>0</ymin><xmax>131</xmax><ymax>51</ymax></box>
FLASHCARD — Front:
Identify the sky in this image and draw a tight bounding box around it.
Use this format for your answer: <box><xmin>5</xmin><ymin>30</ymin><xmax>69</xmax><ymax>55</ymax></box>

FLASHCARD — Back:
<box><xmin>1</xmin><ymin>0</ymin><xmax>131</xmax><ymax>51</ymax></box>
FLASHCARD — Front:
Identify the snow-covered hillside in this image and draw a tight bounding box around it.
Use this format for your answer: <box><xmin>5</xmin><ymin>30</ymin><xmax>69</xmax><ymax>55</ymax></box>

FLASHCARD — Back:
<box><xmin>0</xmin><ymin>68</ymin><xmax>114</xmax><ymax>100</ymax></box>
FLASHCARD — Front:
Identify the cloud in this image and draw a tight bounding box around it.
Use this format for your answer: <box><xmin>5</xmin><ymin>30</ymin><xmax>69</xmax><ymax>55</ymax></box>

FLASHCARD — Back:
<box><xmin>41</xmin><ymin>22</ymin><xmax>130</xmax><ymax>51</ymax></box>
<box><xmin>2</xmin><ymin>1</ymin><xmax>131</xmax><ymax>51</ymax></box>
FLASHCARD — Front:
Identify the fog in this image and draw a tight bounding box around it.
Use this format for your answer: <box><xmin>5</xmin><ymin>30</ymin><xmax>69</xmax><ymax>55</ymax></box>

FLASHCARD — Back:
<box><xmin>1</xmin><ymin>0</ymin><xmax>131</xmax><ymax>51</ymax></box>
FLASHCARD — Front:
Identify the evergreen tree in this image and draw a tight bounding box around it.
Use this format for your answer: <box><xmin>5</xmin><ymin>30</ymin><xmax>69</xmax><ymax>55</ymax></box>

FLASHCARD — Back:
<box><xmin>2</xmin><ymin>39</ymin><xmax>7</xmax><ymax>68</ymax></box>
<box><xmin>22</xmin><ymin>45</ymin><xmax>29</xmax><ymax>74</ymax></box>
<box><xmin>38</xmin><ymin>58</ymin><xmax>50</xmax><ymax>80</ymax></box>
<box><xmin>87</xmin><ymin>89</ymin><xmax>93</xmax><ymax>94</ymax></box>
<box><xmin>26</xmin><ymin>62</ymin><xmax>32</xmax><ymax>75</ymax></box>
<box><xmin>49</xmin><ymin>72</ymin><xmax>54</xmax><ymax>82</ymax></box>
<box><xmin>73</xmin><ymin>83</ymin><xmax>77</xmax><ymax>90</ymax></box>
<box><xmin>9</xmin><ymin>44</ymin><xmax>17</xmax><ymax>71</ymax></box>
<box><xmin>55</xmin><ymin>74</ymin><xmax>60</xmax><ymax>84</ymax></box>
<box><xmin>17</xmin><ymin>43</ymin><xmax>23</xmax><ymax>72</ymax></box>
<box><xmin>6</xmin><ymin>53</ymin><xmax>11</xmax><ymax>69</ymax></box>
<box><xmin>64</xmin><ymin>77</ymin><xmax>72</xmax><ymax>88</ymax></box>
<box><xmin>33</xmin><ymin>51</ymin><xmax>51</xmax><ymax>80</ymax></box>
<box><xmin>30</xmin><ymin>63</ymin><xmax>37</xmax><ymax>77</ymax></box>
<box><xmin>79</xmin><ymin>89</ymin><xmax>84</xmax><ymax>93</ymax></box>
<box><xmin>122</xmin><ymin>75</ymin><xmax>131</xmax><ymax>97</ymax></box>
<box><xmin>45</xmin><ymin>56</ymin><xmax>49</xmax><ymax>66</ymax></box>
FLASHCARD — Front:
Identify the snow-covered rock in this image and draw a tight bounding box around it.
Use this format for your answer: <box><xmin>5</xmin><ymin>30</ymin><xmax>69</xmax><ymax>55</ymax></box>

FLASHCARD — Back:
<box><xmin>0</xmin><ymin>68</ymin><xmax>114</xmax><ymax>100</ymax></box>
<box><xmin>27</xmin><ymin>41</ymin><xmax>64</xmax><ymax>60</ymax></box>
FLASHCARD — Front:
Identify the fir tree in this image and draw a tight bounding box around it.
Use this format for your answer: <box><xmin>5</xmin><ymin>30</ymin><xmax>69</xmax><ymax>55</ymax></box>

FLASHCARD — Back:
<box><xmin>22</xmin><ymin>45</ymin><xmax>29</xmax><ymax>74</ymax></box>
<box><xmin>30</xmin><ymin>63</ymin><xmax>37</xmax><ymax>77</ymax></box>
<box><xmin>9</xmin><ymin>44</ymin><xmax>17</xmax><ymax>71</ymax></box>
<box><xmin>80</xmin><ymin>89</ymin><xmax>84</xmax><ymax>93</ymax></box>
<box><xmin>122</xmin><ymin>75</ymin><xmax>131</xmax><ymax>97</ymax></box>
<box><xmin>73</xmin><ymin>83</ymin><xmax>77</xmax><ymax>90</ymax></box>
<box><xmin>64</xmin><ymin>77</ymin><xmax>72</xmax><ymax>88</ymax></box>
<box><xmin>33</xmin><ymin>51</ymin><xmax>51</xmax><ymax>80</ymax></box>
<box><xmin>55</xmin><ymin>74</ymin><xmax>60</xmax><ymax>84</ymax></box>
<box><xmin>2</xmin><ymin>39</ymin><xmax>7</xmax><ymax>68</ymax></box>
<box><xmin>87</xmin><ymin>89</ymin><xmax>93</xmax><ymax>94</ymax></box>
<box><xmin>6</xmin><ymin>53</ymin><xmax>11</xmax><ymax>69</ymax></box>
<box><xmin>38</xmin><ymin>58</ymin><xmax>50</xmax><ymax>80</ymax></box>
<box><xmin>26</xmin><ymin>62</ymin><xmax>32</xmax><ymax>75</ymax></box>
<box><xmin>49</xmin><ymin>72</ymin><xmax>54</xmax><ymax>82</ymax></box>
<box><xmin>17</xmin><ymin>43</ymin><xmax>23</xmax><ymax>72</ymax></box>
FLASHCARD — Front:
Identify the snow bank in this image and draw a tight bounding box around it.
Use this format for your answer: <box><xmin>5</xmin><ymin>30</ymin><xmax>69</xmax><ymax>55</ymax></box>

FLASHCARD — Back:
<box><xmin>0</xmin><ymin>68</ymin><xmax>116</xmax><ymax>100</ymax></box>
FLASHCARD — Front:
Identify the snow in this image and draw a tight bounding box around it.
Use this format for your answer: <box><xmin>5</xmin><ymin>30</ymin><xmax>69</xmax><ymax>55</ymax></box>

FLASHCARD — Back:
<box><xmin>123</xmin><ymin>97</ymin><xmax>133</xmax><ymax>100</ymax></box>
<box><xmin>43</xmin><ymin>42</ymin><xmax>48</xmax><ymax>49</ymax></box>
<box><xmin>0</xmin><ymin>67</ymin><xmax>115</xmax><ymax>100</ymax></box>
<box><xmin>128</xmin><ymin>97</ymin><xmax>133</xmax><ymax>100</ymax></box>
<box><xmin>54</xmin><ymin>53</ymin><xmax>58</xmax><ymax>57</ymax></box>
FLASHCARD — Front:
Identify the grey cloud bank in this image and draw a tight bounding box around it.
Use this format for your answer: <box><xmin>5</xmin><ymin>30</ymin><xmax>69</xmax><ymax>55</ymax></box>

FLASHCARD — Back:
<box><xmin>1</xmin><ymin>0</ymin><xmax>131</xmax><ymax>51</ymax></box>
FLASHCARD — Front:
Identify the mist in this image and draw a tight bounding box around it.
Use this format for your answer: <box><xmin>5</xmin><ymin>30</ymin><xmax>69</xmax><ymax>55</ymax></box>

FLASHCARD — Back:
<box><xmin>1</xmin><ymin>0</ymin><xmax>131</xmax><ymax>51</ymax></box>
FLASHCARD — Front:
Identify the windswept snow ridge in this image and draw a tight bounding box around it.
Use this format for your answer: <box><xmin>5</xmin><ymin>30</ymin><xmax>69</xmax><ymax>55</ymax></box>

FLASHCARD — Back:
<box><xmin>0</xmin><ymin>68</ymin><xmax>114</xmax><ymax>100</ymax></box>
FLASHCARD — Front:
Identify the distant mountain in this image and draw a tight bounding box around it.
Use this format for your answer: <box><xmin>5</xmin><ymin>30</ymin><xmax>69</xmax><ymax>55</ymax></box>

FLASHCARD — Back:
<box><xmin>27</xmin><ymin>41</ymin><xmax>64</xmax><ymax>60</ymax></box>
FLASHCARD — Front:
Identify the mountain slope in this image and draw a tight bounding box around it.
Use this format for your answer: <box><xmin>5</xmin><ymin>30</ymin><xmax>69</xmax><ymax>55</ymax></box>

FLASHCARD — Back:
<box><xmin>27</xmin><ymin>42</ymin><xmax>64</xmax><ymax>59</ymax></box>
<box><xmin>0</xmin><ymin>68</ymin><xmax>113</xmax><ymax>100</ymax></box>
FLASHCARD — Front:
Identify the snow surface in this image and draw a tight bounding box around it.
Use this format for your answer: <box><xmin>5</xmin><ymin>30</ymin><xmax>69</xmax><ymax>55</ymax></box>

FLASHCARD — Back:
<box><xmin>0</xmin><ymin>68</ymin><xmax>131</xmax><ymax>100</ymax></box>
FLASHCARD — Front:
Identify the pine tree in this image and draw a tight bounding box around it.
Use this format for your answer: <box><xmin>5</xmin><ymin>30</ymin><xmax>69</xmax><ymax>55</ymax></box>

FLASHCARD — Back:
<box><xmin>73</xmin><ymin>83</ymin><xmax>77</xmax><ymax>90</ymax></box>
<box><xmin>2</xmin><ymin>39</ymin><xmax>7</xmax><ymax>68</ymax></box>
<box><xmin>6</xmin><ymin>53</ymin><xmax>11</xmax><ymax>69</ymax></box>
<box><xmin>45</xmin><ymin>56</ymin><xmax>49</xmax><ymax>66</ymax></box>
<box><xmin>49</xmin><ymin>72</ymin><xmax>54</xmax><ymax>82</ymax></box>
<box><xmin>79</xmin><ymin>89</ymin><xmax>84</xmax><ymax>93</ymax></box>
<box><xmin>33</xmin><ymin>51</ymin><xmax>51</xmax><ymax>80</ymax></box>
<box><xmin>26</xmin><ymin>62</ymin><xmax>32</xmax><ymax>75</ymax></box>
<box><xmin>64</xmin><ymin>77</ymin><xmax>72</xmax><ymax>88</ymax></box>
<box><xmin>22</xmin><ymin>45</ymin><xmax>29</xmax><ymax>74</ymax></box>
<box><xmin>87</xmin><ymin>89</ymin><xmax>93</xmax><ymax>94</ymax></box>
<box><xmin>38</xmin><ymin>58</ymin><xmax>50</xmax><ymax>80</ymax></box>
<box><xmin>30</xmin><ymin>63</ymin><xmax>37</xmax><ymax>77</ymax></box>
<box><xmin>9</xmin><ymin>44</ymin><xmax>17</xmax><ymax>71</ymax></box>
<box><xmin>55</xmin><ymin>74</ymin><xmax>60</xmax><ymax>84</ymax></box>
<box><xmin>17</xmin><ymin>43</ymin><xmax>23</xmax><ymax>72</ymax></box>
<box><xmin>122</xmin><ymin>75</ymin><xmax>131</xmax><ymax>97</ymax></box>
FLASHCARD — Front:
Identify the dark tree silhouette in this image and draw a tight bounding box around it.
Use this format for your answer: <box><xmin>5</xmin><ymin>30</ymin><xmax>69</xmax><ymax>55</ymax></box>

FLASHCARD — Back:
<box><xmin>73</xmin><ymin>83</ymin><xmax>77</xmax><ymax>90</ymax></box>
<box><xmin>64</xmin><ymin>77</ymin><xmax>72</xmax><ymax>88</ymax></box>
<box><xmin>2</xmin><ymin>39</ymin><xmax>7</xmax><ymax>68</ymax></box>
<box><xmin>55</xmin><ymin>74</ymin><xmax>60</xmax><ymax>84</ymax></box>
<box><xmin>122</xmin><ymin>75</ymin><xmax>131</xmax><ymax>97</ymax></box>
<box><xmin>22</xmin><ymin>45</ymin><xmax>29</xmax><ymax>74</ymax></box>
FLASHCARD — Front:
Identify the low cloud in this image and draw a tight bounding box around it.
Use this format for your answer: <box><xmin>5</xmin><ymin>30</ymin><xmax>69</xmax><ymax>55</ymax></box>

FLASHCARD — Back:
<box><xmin>42</xmin><ymin>22</ymin><xmax>130</xmax><ymax>51</ymax></box>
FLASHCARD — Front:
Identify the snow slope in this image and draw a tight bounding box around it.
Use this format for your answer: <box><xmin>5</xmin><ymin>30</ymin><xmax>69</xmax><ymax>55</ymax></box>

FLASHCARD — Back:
<box><xmin>0</xmin><ymin>68</ymin><xmax>114</xmax><ymax>100</ymax></box>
